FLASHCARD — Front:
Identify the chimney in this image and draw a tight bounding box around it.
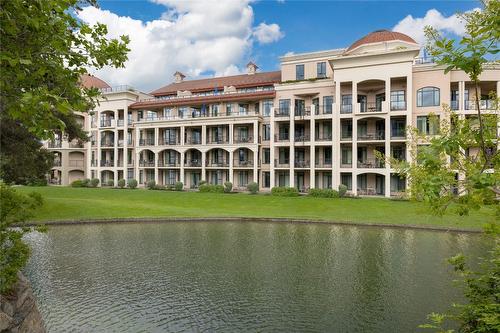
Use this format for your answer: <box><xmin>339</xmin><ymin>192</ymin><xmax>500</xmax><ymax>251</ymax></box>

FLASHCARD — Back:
<box><xmin>173</xmin><ymin>71</ymin><xmax>185</xmax><ymax>83</ymax></box>
<box><xmin>246</xmin><ymin>61</ymin><xmax>258</xmax><ymax>75</ymax></box>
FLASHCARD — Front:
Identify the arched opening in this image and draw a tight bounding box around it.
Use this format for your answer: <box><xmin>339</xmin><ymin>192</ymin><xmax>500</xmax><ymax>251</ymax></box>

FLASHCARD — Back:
<box><xmin>68</xmin><ymin>151</ymin><xmax>85</xmax><ymax>169</ymax></box>
<box><xmin>138</xmin><ymin>149</ymin><xmax>155</xmax><ymax>167</ymax></box>
<box><xmin>158</xmin><ymin>149</ymin><xmax>180</xmax><ymax>167</ymax></box>
<box><xmin>357</xmin><ymin>79</ymin><xmax>386</xmax><ymax>113</ymax></box>
<box><xmin>357</xmin><ymin>173</ymin><xmax>385</xmax><ymax>196</ymax></box>
<box><xmin>101</xmin><ymin>170</ymin><xmax>115</xmax><ymax>186</ymax></box>
<box><xmin>68</xmin><ymin>170</ymin><xmax>85</xmax><ymax>183</ymax></box>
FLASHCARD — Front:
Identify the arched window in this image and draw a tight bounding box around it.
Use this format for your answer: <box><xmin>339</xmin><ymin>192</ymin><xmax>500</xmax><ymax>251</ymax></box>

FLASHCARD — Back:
<box><xmin>417</xmin><ymin>87</ymin><xmax>440</xmax><ymax>107</ymax></box>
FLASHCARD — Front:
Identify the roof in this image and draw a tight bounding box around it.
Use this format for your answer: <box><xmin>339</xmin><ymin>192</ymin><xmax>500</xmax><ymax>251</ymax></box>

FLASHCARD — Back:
<box><xmin>80</xmin><ymin>74</ymin><xmax>110</xmax><ymax>89</ymax></box>
<box><xmin>346</xmin><ymin>30</ymin><xmax>417</xmax><ymax>52</ymax></box>
<box><xmin>150</xmin><ymin>71</ymin><xmax>281</xmax><ymax>96</ymax></box>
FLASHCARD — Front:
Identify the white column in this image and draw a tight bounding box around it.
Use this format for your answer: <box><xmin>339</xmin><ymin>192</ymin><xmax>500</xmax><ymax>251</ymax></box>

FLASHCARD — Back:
<box><xmin>289</xmin><ymin>104</ymin><xmax>295</xmax><ymax>188</ymax></box>
<box><xmin>154</xmin><ymin>152</ymin><xmax>159</xmax><ymax>184</ymax></box>
<box><xmin>229</xmin><ymin>150</ymin><xmax>234</xmax><ymax>184</ymax></box>
<box><xmin>202</xmin><ymin>125</ymin><xmax>207</xmax><ymax>145</ymax></box>
<box><xmin>385</xmin><ymin>115</ymin><xmax>391</xmax><ymax>198</ymax></box>
<box><xmin>180</xmin><ymin>126</ymin><xmax>185</xmax><ymax>145</ymax></box>
<box><xmin>270</xmin><ymin>107</ymin><xmax>276</xmax><ymax>188</ymax></box>
<box><xmin>134</xmin><ymin>129</ymin><xmax>140</xmax><ymax>183</ymax></box>
<box><xmin>352</xmin><ymin>81</ymin><xmax>358</xmax><ymax>114</ymax></box>
<box><xmin>229</xmin><ymin>124</ymin><xmax>234</xmax><ymax>145</ymax></box>
<box><xmin>385</xmin><ymin>77</ymin><xmax>391</xmax><ymax>112</ymax></box>
<box><xmin>201</xmin><ymin>150</ymin><xmax>206</xmax><ymax>182</ymax></box>
<box><xmin>459</xmin><ymin>81</ymin><xmax>465</xmax><ymax>112</ymax></box>
<box><xmin>333</xmin><ymin>83</ymin><xmax>341</xmax><ymax>190</ymax></box>
<box><xmin>352</xmin><ymin>118</ymin><xmax>358</xmax><ymax>196</ymax></box>
<box><xmin>253</xmin><ymin>148</ymin><xmax>259</xmax><ymax>183</ymax></box>
<box><xmin>180</xmin><ymin>150</ymin><xmax>185</xmax><ymax>187</ymax></box>
<box><xmin>253</xmin><ymin>120</ymin><xmax>259</xmax><ymax>144</ymax></box>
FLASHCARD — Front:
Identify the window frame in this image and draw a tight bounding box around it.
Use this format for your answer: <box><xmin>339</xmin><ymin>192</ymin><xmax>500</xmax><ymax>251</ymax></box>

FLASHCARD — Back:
<box><xmin>296</xmin><ymin>64</ymin><xmax>305</xmax><ymax>80</ymax></box>
<box><xmin>417</xmin><ymin>87</ymin><xmax>440</xmax><ymax>107</ymax></box>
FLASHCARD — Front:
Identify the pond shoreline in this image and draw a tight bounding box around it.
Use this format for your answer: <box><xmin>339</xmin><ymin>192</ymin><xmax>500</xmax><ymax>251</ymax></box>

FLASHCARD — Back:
<box><xmin>21</xmin><ymin>217</ymin><xmax>482</xmax><ymax>233</ymax></box>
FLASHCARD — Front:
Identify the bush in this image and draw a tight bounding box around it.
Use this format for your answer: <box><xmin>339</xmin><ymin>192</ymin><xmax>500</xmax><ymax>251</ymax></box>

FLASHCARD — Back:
<box><xmin>88</xmin><ymin>178</ymin><xmax>100</xmax><ymax>188</ymax></box>
<box><xmin>81</xmin><ymin>178</ymin><xmax>90</xmax><ymax>187</ymax></box>
<box><xmin>175</xmin><ymin>181</ymin><xmax>184</xmax><ymax>191</ymax></box>
<box><xmin>224</xmin><ymin>181</ymin><xmax>233</xmax><ymax>193</ymax></box>
<box><xmin>146</xmin><ymin>180</ymin><xmax>156</xmax><ymax>190</ymax></box>
<box><xmin>309</xmin><ymin>188</ymin><xmax>339</xmax><ymax>198</ymax></box>
<box><xmin>27</xmin><ymin>178</ymin><xmax>48</xmax><ymax>186</ymax></box>
<box><xmin>271</xmin><ymin>187</ymin><xmax>299</xmax><ymax>197</ymax></box>
<box><xmin>247</xmin><ymin>182</ymin><xmax>259</xmax><ymax>194</ymax></box>
<box><xmin>107</xmin><ymin>179</ymin><xmax>114</xmax><ymax>187</ymax></box>
<box><xmin>199</xmin><ymin>184</ymin><xmax>224</xmax><ymax>193</ymax></box>
<box><xmin>338</xmin><ymin>184</ymin><xmax>348</xmax><ymax>198</ymax></box>
<box><xmin>199</xmin><ymin>180</ymin><xmax>207</xmax><ymax>186</ymax></box>
<box><xmin>117</xmin><ymin>179</ymin><xmax>126</xmax><ymax>188</ymax></box>
<box><xmin>127</xmin><ymin>179</ymin><xmax>138</xmax><ymax>189</ymax></box>
<box><xmin>71</xmin><ymin>179</ymin><xmax>86</xmax><ymax>187</ymax></box>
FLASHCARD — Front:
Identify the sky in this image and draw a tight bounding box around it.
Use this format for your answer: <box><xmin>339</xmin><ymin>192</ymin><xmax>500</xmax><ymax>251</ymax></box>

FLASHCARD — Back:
<box><xmin>79</xmin><ymin>0</ymin><xmax>480</xmax><ymax>92</ymax></box>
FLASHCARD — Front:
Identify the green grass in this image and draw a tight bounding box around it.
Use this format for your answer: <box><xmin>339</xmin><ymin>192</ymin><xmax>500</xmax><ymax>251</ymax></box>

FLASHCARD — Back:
<box><xmin>16</xmin><ymin>186</ymin><xmax>496</xmax><ymax>230</ymax></box>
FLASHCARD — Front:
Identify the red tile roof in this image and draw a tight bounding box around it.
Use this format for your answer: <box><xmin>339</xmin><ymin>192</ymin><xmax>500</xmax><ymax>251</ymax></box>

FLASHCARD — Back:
<box><xmin>150</xmin><ymin>71</ymin><xmax>281</xmax><ymax>96</ymax></box>
<box><xmin>346</xmin><ymin>30</ymin><xmax>417</xmax><ymax>52</ymax></box>
<box><xmin>80</xmin><ymin>74</ymin><xmax>110</xmax><ymax>89</ymax></box>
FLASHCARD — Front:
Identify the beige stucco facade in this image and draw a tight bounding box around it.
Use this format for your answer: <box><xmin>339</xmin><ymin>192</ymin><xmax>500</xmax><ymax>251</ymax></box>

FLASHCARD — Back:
<box><xmin>45</xmin><ymin>31</ymin><xmax>499</xmax><ymax>197</ymax></box>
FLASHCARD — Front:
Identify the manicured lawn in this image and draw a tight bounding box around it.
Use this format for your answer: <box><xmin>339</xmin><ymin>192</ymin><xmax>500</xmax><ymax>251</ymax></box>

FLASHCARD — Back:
<box><xmin>16</xmin><ymin>186</ymin><xmax>495</xmax><ymax>230</ymax></box>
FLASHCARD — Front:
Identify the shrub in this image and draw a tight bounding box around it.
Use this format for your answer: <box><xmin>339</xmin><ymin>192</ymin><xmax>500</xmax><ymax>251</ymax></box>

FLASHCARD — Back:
<box><xmin>117</xmin><ymin>179</ymin><xmax>126</xmax><ymax>188</ymax></box>
<box><xmin>309</xmin><ymin>188</ymin><xmax>339</xmax><ymax>198</ymax></box>
<box><xmin>81</xmin><ymin>178</ymin><xmax>90</xmax><ymax>187</ymax></box>
<box><xmin>27</xmin><ymin>178</ymin><xmax>48</xmax><ymax>186</ymax></box>
<box><xmin>247</xmin><ymin>182</ymin><xmax>259</xmax><ymax>194</ymax></box>
<box><xmin>224</xmin><ymin>181</ymin><xmax>233</xmax><ymax>193</ymax></box>
<box><xmin>71</xmin><ymin>179</ymin><xmax>86</xmax><ymax>187</ymax></box>
<box><xmin>175</xmin><ymin>181</ymin><xmax>184</xmax><ymax>191</ymax></box>
<box><xmin>199</xmin><ymin>184</ymin><xmax>224</xmax><ymax>193</ymax></box>
<box><xmin>146</xmin><ymin>180</ymin><xmax>156</xmax><ymax>190</ymax></box>
<box><xmin>271</xmin><ymin>187</ymin><xmax>299</xmax><ymax>197</ymax></box>
<box><xmin>338</xmin><ymin>184</ymin><xmax>348</xmax><ymax>198</ymax></box>
<box><xmin>127</xmin><ymin>179</ymin><xmax>138</xmax><ymax>189</ymax></box>
<box><xmin>107</xmin><ymin>179</ymin><xmax>114</xmax><ymax>187</ymax></box>
<box><xmin>88</xmin><ymin>178</ymin><xmax>100</xmax><ymax>188</ymax></box>
<box><xmin>199</xmin><ymin>180</ymin><xmax>207</xmax><ymax>186</ymax></box>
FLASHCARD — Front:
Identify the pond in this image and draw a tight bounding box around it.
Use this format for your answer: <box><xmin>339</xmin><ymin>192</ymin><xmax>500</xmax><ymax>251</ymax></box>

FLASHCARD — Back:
<box><xmin>24</xmin><ymin>222</ymin><xmax>488</xmax><ymax>332</ymax></box>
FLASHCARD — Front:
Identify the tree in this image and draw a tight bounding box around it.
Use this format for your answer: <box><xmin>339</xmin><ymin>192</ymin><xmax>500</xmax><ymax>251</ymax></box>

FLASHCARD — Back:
<box><xmin>0</xmin><ymin>0</ymin><xmax>130</xmax><ymax>291</ymax></box>
<box><xmin>386</xmin><ymin>1</ymin><xmax>499</xmax><ymax>331</ymax></box>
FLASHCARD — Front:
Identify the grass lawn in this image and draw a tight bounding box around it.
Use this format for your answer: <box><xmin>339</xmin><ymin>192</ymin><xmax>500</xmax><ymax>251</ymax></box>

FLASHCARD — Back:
<box><xmin>16</xmin><ymin>186</ymin><xmax>495</xmax><ymax>230</ymax></box>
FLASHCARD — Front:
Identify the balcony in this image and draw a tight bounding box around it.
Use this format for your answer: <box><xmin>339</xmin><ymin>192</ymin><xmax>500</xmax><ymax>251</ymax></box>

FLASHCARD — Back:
<box><xmin>206</xmin><ymin>160</ymin><xmax>229</xmax><ymax>167</ymax></box>
<box><xmin>275</xmin><ymin>159</ymin><xmax>290</xmax><ymax>168</ymax></box>
<box><xmin>295</xmin><ymin>107</ymin><xmax>311</xmax><ymax>117</ymax></box>
<box><xmin>340</xmin><ymin>104</ymin><xmax>352</xmax><ymax>114</ymax></box>
<box><xmin>275</xmin><ymin>108</ymin><xmax>290</xmax><ymax>117</ymax></box>
<box><xmin>450</xmin><ymin>100</ymin><xmax>459</xmax><ymax>110</ymax></box>
<box><xmin>53</xmin><ymin>160</ymin><xmax>62</xmax><ymax>167</ymax></box>
<box><xmin>207</xmin><ymin>136</ymin><xmax>229</xmax><ymax>144</ymax></box>
<box><xmin>158</xmin><ymin>160</ymin><xmax>179</xmax><ymax>167</ymax></box>
<box><xmin>135</xmin><ymin>110</ymin><xmax>260</xmax><ymax>123</ymax></box>
<box><xmin>357</xmin><ymin>159</ymin><xmax>385</xmax><ymax>168</ymax></box>
<box><xmin>465</xmin><ymin>99</ymin><xmax>495</xmax><ymax>110</ymax></box>
<box><xmin>185</xmin><ymin>137</ymin><xmax>201</xmax><ymax>145</ymax></box>
<box><xmin>358</xmin><ymin>131</ymin><xmax>385</xmax><ymax>141</ymax></box>
<box><xmin>48</xmin><ymin>141</ymin><xmax>62</xmax><ymax>148</ymax></box>
<box><xmin>360</xmin><ymin>102</ymin><xmax>382</xmax><ymax>113</ymax></box>
<box><xmin>274</xmin><ymin>134</ymin><xmax>290</xmax><ymax>142</ymax></box>
<box><xmin>117</xmin><ymin>119</ymin><xmax>125</xmax><ymax>127</ymax></box>
<box><xmin>139</xmin><ymin>160</ymin><xmax>155</xmax><ymax>167</ymax></box>
<box><xmin>315</xmin><ymin>160</ymin><xmax>332</xmax><ymax>168</ymax></box>
<box><xmin>390</xmin><ymin>101</ymin><xmax>407</xmax><ymax>111</ymax></box>
<box><xmin>294</xmin><ymin>160</ymin><xmax>310</xmax><ymax>168</ymax></box>
<box><xmin>234</xmin><ymin>136</ymin><xmax>253</xmax><ymax>144</ymax></box>
<box><xmin>294</xmin><ymin>134</ymin><xmax>310</xmax><ymax>142</ymax></box>
<box><xmin>100</xmin><ymin>119</ymin><xmax>114</xmax><ymax>127</ymax></box>
<box><xmin>139</xmin><ymin>138</ymin><xmax>155</xmax><ymax>146</ymax></box>
<box><xmin>159</xmin><ymin>138</ymin><xmax>179</xmax><ymax>145</ymax></box>
<box><xmin>234</xmin><ymin>160</ymin><xmax>254</xmax><ymax>167</ymax></box>
<box><xmin>185</xmin><ymin>159</ymin><xmax>202</xmax><ymax>167</ymax></box>
<box><xmin>315</xmin><ymin>134</ymin><xmax>332</xmax><ymax>142</ymax></box>
<box><xmin>391</xmin><ymin>130</ymin><xmax>406</xmax><ymax>140</ymax></box>
<box><xmin>69</xmin><ymin>141</ymin><xmax>84</xmax><ymax>148</ymax></box>
<box><xmin>100</xmin><ymin>140</ymin><xmax>115</xmax><ymax>147</ymax></box>
<box><xmin>315</xmin><ymin>105</ymin><xmax>333</xmax><ymax>115</ymax></box>
<box><xmin>100</xmin><ymin>160</ymin><xmax>115</xmax><ymax>167</ymax></box>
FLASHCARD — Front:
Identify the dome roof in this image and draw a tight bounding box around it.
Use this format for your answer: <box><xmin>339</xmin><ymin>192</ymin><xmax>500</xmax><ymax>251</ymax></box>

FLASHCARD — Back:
<box><xmin>346</xmin><ymin>30</ymin><xmax>417</xmax><ymax>53</ymax></box>
<box><xmin>80</xmin><ymin>74</ymin><xmax>110</xmax><ymax>89</ymax></box>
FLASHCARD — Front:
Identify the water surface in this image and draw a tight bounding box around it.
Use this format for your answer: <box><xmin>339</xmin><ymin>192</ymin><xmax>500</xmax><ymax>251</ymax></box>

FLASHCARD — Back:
<box><xmin>25</xmin><ymin>222</ymin><xmax>488</xmax><ymax>332</ymax></box>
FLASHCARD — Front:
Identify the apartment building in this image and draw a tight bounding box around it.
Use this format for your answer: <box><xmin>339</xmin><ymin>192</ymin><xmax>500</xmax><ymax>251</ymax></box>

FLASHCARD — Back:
<box><xmin>46</xmin><ymin>30</ymin><xmax>499</xmax><ymax>197</ymax></box>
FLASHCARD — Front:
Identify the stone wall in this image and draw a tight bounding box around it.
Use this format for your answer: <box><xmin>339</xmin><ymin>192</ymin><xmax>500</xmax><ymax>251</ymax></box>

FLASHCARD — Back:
<box><xmin>0</xmin><ymin>272</ymin><xmax>45</xmax><ymax>333</ymax></box>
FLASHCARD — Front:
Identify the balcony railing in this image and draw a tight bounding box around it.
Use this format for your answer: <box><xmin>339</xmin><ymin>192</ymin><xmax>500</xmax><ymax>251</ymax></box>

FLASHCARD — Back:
<box><xmin>340</xmin><ymin>162</ymin><xmax>352</xmax><ymax>168</ymax></box>
<box><xmin>139</xmin><ymin>160</ymin><xmax>155</xmax><ymax>167</ymax></box>
<box><xmin>340</xmin><ymin>104</ymin><xmax>352</xmax><ymax>114</ymax></box>
<box><xmin>48</xmin><ymin>141</ymin><xmax>62</xmax><ymax>148</ymax></box>
<box><xmin>360</xmin><ymin>102</ymin><xmax>382</xmax><ymax>113</ymax></box>
<box><xmin>315</xmin><ymin>105</ymin><xmax>333</xmax><ymax>115</ymax></box>
<box><xmin>159</xmin><ymin>138</ymin><xmax>179</xmax><ymax>145</ymax></box>
<box><xmin>100</xmin><ymin>140</ymin><xmax>115</xmax><ymax>147</ymax></box>
<box><xmin>450</xmin><ymin>100</ymin><xmax>459</xmax><ymax>110</ymax></box>
<box><xmin>91</xmin><ymin>160</ymin><xmax>98</xmax><ymax>167</ymax></box>
<box><xmin>358</xmin><ymin>131</ymin><xmax>385</xmax><ymax>141</ymax></box>
<box><xmin>100</xmin><ymin>119</ymin><xmax>114</xmax><ymax>127</ymax></box>
<box><xmin>391</xmin><ymin>131</ymin><xmax>406</xmax><ymax>139</ymax></box>
<box><xmin>294</xmin><ymin>134</ymin><xmax>310</xmax><ymax>142</ymax></box>
<box><xmin>69</xmin><ymin>141</ymin><xmax>84</xmax><ymax>148</ymax></box>
<box><xmin>275</xmin><ymin>108</ymin><xmax>290</xmax><ymax>117</ymax></box>
<box><xmin>207</xmin><ymin>136</ymin><xmax>229</xmax><ymax>144</ymax></box>
<box><xmin>315</xmin><ymin>134</ymin><xmax>332</xmax><ymax>141</ymax></box>
<box><xmin>69</xmin><ymin>160</ymin><xmax>84</xmax><ymax>168</ymax></box>
<box><xmin>315</xmin><ymin>160</ymin><xmax>332</xmax><ymax>168</ymax></box>
<box><xmin>390</xmin><ymin>101</ymin><xmax>406</xmax><ymax>111</ymax></box>
<box><xmin>206</xmin><ymin>160</ymin><xmax>229</xmax><ymax>167</ymax></box>
<box><xmin>139</xmin><ymin>138</ymin><xmax>155</xmax><ymax>146</ymax></box>
<box><xmin>275</xmin><ymin>159</ymin><xmax>290</xmax><ymax>168</ymax></box>
<box><xmin>274</xmin><ymin>134</ymin><xmax>289</xmax><ymax>142</ymax></box>
<box><xmin>234</xmin><ymin>160</ymin><xmax>254</xmax><ymax>167</ymax></box>
<box><xmin>340</xmin><ymin>133</ymin><xmax>352</xmax><ymax>141</ymax></box>
<box><xmin>117</xmin><ymin>119</ymin><xmax>125</xmax><ymax>127</ymax></box>
<box><xmin>294</xmin><ymin>160</ymin><xmax>310</xmax><ymax>168</ymax></box>
<box><xmin>234</xmin><ymin>136</ymin><xmax>253</xmax><ymax>143</ymax></box>
<box><xmin>465</xmin><ymin>99</ymin><xmax>495</xmax><ymax>110</ymax></box>
<box><xmin>100</xmin><ymin>160</ymin><xmax>115</xmax><ymax>167</ymax></box>
<box><xmin>185</xmin><ymin>159</ymin><xmax>202</xmax><ymax>167</ymax></box>
<box><xmin>136</xmin><ymin>110</ymin><xmax>260</xmax><ymax>123</ymax></box>
<box><xmin>294</xmin><ymin>107</ymin><xmax>311</xmax><ymax>117</ymax></box>
<box><xmin>158</xmin><ymin>160</ymin><xmax>179</xmax><ymax>167</ymax></box>
<box><xmin>357</xmin><ymin>159</ymin><xmax>385</xmax><ymax>168</ymax></box>
<box><xmin>185</xmin><ymin>137</ymin><xmax>201</xmax><ymax>145</ymax></box>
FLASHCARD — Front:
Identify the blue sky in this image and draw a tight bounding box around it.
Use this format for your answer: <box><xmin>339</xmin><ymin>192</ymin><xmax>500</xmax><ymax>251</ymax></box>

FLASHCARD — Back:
<box><xmin>83</xmin><ymin>0</ymin><xmax>479</xmax><ymax>91</ymax></box>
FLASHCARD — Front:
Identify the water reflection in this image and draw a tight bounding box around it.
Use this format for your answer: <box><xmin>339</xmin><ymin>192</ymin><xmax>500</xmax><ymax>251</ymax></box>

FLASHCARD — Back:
<box><xmin>25</xmin><ymin>222</ymin><xmax>488</xmax><ymax>333</ymax></box>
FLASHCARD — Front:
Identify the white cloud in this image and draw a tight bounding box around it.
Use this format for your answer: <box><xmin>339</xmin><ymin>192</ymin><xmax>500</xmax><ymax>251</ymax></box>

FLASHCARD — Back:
<box><xmin>253</xmin><ymin>22</ymin><xmax>284</xmax><ymax>44</ymax></box>
<box><xmin>77</xmin><ymin>1</ymin><xmax>283</xmax><ymax>91</ymax></box>
<box><xmin>393</xmin><ymin>8</ymin><xmax>478</xmax><ymax>45</ymax></box>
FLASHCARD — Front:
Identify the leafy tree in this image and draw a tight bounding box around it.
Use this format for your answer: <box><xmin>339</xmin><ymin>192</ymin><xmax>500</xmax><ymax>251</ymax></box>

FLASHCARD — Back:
<box><xmin>385</xmin><ymin>1</ymin><xmax>499</xmax><ymax>331</ymax></box>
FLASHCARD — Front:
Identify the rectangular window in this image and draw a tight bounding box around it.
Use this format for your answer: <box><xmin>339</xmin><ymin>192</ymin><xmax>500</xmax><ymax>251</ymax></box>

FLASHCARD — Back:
<box><xmin>238</xmin><ymin>104</ymin><xmax>248</xmax><ymax>115</ymax></box>
<box><xmin>262</xmin><ymin>100</ymin><xmax>273</xmax><ymax>116</ymax></box>
<box><xmin>295</xmin><ymin>99</ymin><xmax>305</xmax><ymax>115</ymax></box>
<box><xmin>417</xmin><ymin>116</ymin><xmax>440</xmax><ymax>135</ymax></box>
<box><xmin>263</xmin><ymin>124</ymin><xmax>271</xmax><ymax>141</ymax></box>
<box><xmin>317</xmin><ymin>62</ymin><xmax>326</xmax><ymax>78</ymax></box>
<box><xmin>391</xmin><ymin>118</ymin><xmax>406</xmax><ymax>138</ymax></box>
<box><xmin>341</xmin><ymin>94</ymin><xmax>352</xmax><ymax>113</ymax></box>
<box><xmin>210</xmin><ymin>104</ymin><xmax>219</xmax><ymax>117</ymax></box>
<box><xmin>322</xmin><ymin>96</ymin><xmax>333</xmax><ymax>114</ymax></box>
<box><xmin>239</xmin><ymin>171</ymin><xmax>248</xmax><ymax>187</ymax></box>
<box><xmin>278</xmin><ymin>99</ymin><xmax>290</xmax><ymax>115</ymax></box>
<box><xmin>263</xmin><ymin>172</ymin><xmax>270</xmax><ymax>188</ymax></box>
<box><xmin>226</xmin><ymin>103</ymin><xmax>233</xmax><ymax>115</ymax></box>
<box><xmin>296</xmin><ymin>64</ymin><xmax>305</xmax><ymax>80</ymax></box>
<box><xmin>341</xmin><ymin>173</ymin><xmax>352</xmax><ymax>190</ymax></box>
<box><xmin>341</xmin><ymin>148</ymin><xmax>352</xmax><ymax>165</ymax></box>
<box><xmin>263</xmin><ymin>148</ymin><xmax>270</xmax><ymax>164</ymax></box>
<box><xmin>417</xmin><ymin>87</ymin><xmax>440</xmax><ymax>107</ymax></box>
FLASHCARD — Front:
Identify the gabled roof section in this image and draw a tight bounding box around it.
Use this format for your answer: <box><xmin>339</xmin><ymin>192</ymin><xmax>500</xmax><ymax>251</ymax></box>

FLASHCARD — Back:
<box><xmin>150</xmin><ymin>71</ymin><xmax>281</xmax><ymax>96</ymax></box>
